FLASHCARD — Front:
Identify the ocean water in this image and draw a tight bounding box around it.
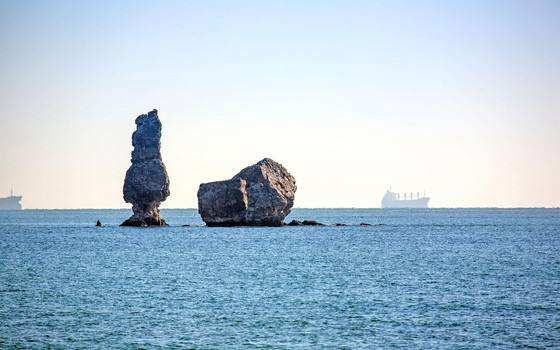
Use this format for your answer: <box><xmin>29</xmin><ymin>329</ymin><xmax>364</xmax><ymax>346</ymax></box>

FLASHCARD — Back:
<box><xmin>0</xmin><ymin>208</ymin><xmax>559</xmax><ymax>349</ymax></box>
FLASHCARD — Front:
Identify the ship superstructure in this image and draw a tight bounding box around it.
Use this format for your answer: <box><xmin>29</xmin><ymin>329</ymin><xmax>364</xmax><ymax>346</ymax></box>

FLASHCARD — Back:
<box><xmin>381</xmin><ymin>189</ymin><xmax>429</xmax><ymax>208</ymax></box>
<box><xmin>0</xmin><ymin>189</ymin><xmax>23</xmax><ymax>210</ymax></box>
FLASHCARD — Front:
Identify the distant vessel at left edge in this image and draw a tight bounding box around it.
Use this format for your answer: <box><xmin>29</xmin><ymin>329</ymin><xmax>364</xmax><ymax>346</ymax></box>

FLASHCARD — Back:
<box><xmin>0</xmin><ymin>189</ymin><xmax>23</xmax><ymax>210</ymax></box>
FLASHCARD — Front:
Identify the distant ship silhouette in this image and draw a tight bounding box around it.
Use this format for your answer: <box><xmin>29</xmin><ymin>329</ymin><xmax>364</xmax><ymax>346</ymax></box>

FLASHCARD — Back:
<box><xmin>381</xmin><ymin>189</ymin><xmax>429</xmax><ymax>208</ymax></box>
<box><xmin>0</xmin><ymin>189</ymin><xmax>23</xmax><ymax>210</ymax></box>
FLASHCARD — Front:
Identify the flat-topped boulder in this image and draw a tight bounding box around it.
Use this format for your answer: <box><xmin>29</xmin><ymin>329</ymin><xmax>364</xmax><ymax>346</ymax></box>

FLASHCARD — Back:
<box><xmin>121</xmin><ymin>109</ymin><xmax>170</xmax><ymax>227</ymax></box>
<box><xmin>198</xmin><ymin>158</ymin><xmax>296</xmax><ymax>226</ymax></box>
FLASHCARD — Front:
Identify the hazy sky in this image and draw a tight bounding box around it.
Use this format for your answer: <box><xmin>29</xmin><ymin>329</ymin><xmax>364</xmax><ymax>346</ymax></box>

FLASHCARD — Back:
<box><xmin>1</xmin><ymin>0</ymin><xmax>559</xmax><ymax>208</ymax></box>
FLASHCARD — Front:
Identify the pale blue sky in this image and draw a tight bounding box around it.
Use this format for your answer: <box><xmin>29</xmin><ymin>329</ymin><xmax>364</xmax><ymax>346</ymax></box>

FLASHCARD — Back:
<box><xmin>1</xmin><ymin>1</ymin><xmax>559</xmax><ymax>208</ymax></box>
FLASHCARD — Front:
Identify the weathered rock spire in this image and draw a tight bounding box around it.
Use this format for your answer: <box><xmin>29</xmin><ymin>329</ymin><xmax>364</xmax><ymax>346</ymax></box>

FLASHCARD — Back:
<box><xmin>121</xmin><ymin>109</ymin><xmax>170</xmax><ymax>227</ymax></box>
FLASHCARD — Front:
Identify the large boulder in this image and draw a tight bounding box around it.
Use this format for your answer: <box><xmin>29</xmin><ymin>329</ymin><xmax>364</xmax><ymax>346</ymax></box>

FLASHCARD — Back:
<box><xmin>121</xmin><ymin>109</ymin><xmax>170</xmax><ymax>227</ymax></box>
<box><xmin>198</xmin><ymin>158</ymin><xmax>296</xmax><ymax>226</ymax></box>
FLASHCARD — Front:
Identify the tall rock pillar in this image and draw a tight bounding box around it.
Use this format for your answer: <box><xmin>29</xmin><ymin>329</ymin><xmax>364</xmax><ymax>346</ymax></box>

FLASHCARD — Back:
<box><xmin>121</xmin><ymin>109</ymin><xmax>170</xmax><ymax>227</ymax></box>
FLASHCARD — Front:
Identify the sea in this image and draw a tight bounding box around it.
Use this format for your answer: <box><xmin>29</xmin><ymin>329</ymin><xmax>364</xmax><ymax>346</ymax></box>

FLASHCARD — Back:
<box><xmin>0</xmin><ymin>208</ymin><xmax>559</xmax><ymax>349</ymax></box>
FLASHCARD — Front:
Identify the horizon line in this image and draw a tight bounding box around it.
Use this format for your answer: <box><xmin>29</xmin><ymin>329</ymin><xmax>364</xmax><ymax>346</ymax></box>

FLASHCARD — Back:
<box><xmin>7</xmin><ymin>207</ymin><xmax>560</xmax><ymax>211</ymax></box>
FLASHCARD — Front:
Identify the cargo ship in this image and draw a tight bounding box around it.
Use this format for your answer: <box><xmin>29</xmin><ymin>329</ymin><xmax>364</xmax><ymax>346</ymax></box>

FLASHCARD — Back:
<box><xmin>381</xmin><ymin>189</ymin><xmax>429</xmax><ymax>208</ymax></box>
<box><xmin>0</xmin><ymin>189</ymin><xmax>23</xmax><ymax>210</ymax></box>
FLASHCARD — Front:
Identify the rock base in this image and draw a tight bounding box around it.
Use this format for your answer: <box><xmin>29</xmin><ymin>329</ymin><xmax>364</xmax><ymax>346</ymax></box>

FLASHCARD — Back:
<box><xmin>205</xmin><ymin>219</ymin><xmax>284</xmax><ymax>227</ymax></box>
<box><xmin>120</xmin><ymin>216</ymin><xmax>168</xmax><ymax>227</ymax></box>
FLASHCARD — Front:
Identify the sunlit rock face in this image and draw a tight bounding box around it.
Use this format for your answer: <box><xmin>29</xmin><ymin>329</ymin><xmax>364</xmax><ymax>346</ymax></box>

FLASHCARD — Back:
<box><xmin>121</xmin><ymin>109</ymin><xmax>170</xmax><ymax>227</ymax></box>
<box><xmin>198</xmin><ymin>158</ymin><xmax>296</xmax><ymax>226</ymax></box>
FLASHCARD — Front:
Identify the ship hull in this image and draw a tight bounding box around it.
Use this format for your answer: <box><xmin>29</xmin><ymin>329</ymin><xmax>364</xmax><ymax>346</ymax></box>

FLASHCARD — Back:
<box><xmin>0</xmin><ymin>196</ymin><xmax>23</xmax><ymax>210</ymax></box>
<box><xmin>382</xmin><ymin>198</ymin><xmax>429</xmax><ymax>208</ymax></box>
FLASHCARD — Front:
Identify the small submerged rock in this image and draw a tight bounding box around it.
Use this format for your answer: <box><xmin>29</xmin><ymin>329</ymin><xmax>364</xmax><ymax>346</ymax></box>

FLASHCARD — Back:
<box><xmin>302</xmin><ymin>220</ymin><xmax>325</xmax><ymax>226</ymax></box>
<box><xmin>287</xmin><ymin>219</ymin><xmax>325</xmax><ymax>226</ymax></box>
<box><xmin>198</xmin><ymin>158</ymin><xmax>296</xmax><ymax>227</ymax></box>
<box><xmin>287</xmin><ymin>220</ymin><xmax>303</xmax><ymax>226</ymax></box>
<box><xmin>96</xmin><ymin>220</ymin><xmax>102</xmax><ymax>227</ymax></box>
